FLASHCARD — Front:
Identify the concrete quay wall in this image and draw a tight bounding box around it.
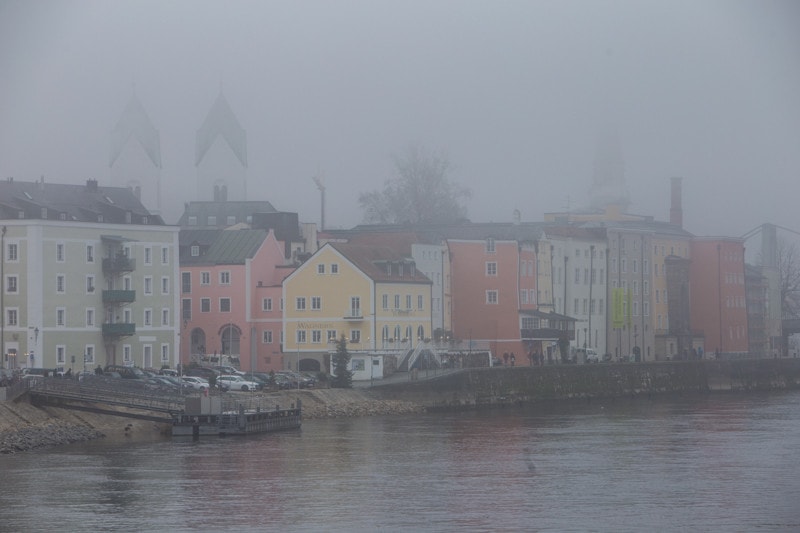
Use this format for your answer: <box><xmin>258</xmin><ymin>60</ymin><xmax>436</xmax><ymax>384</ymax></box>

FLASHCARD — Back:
<box><xmin>372</xmin><ymin>359</ymin><xmax>800</xmax><ymax>409</ymax></box>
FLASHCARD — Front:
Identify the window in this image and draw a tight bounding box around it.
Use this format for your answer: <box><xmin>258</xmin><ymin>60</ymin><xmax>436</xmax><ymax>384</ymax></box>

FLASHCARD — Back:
<box><xmin>56</xmin><ymin>308</ymin><xmax>65</xmax><ymax>326</ymax></box>
<box><xmin>417</xmin><ymin>295</ymin><xmax>424</xmax><ymax>310</ymax></box>
<box><xmin>486</xmin><ymin>262</ymin><xmax>497</xmax><ymax>276</ymax></box>
<box><xmin>521</xmin><ymin>290</ymin><xmax>528</xmax><ymax>304</ymax></box>
<box><xmin>86</xmin><ymin>308</ymin><xmax>94</xmax><ymax>327</ymax></box>
<box><xmin>207</xmin><ymin>216</ymin><xmax>217</xmax><ymax>226</ymax></box>
<box><xmin>312</xmin><ymin>330</ymin><xmax>322</xmax><ymax>343</ymax></box>
<box><xmin>317</xmin><ymin>264</ymin><xmax>325</xmax><ymax>274</ymax></box>
<box><xmin>191</xmin><ymin>245</ymin><xmax>200</xmax><ymax>257</ymax></box>
<box><xmin>263</xmin><ymin>330</ymin><xmax>273</xmax><ymax>343</ymax></box>
<box><xmin>201</xmin><ymin>272</ymin><xmax>210</xmax><ymax>285</ymax></box>
<box><xmin>144</xmin><ymin>276</ymin><xmax>152</xmax><ymax>295</ymax></box>
<box><xmin>85</xmin><ymin>346</ymin><xmax>95</xmax><ymax>365</ymax></box>
<box><xmin>123</xmin><ymin>345</ymin><xmax>132</xmax><ymax>363</ymax></box>
<box><xmin>633</xmin><ymin>260</ymin><xmax>638</xmax><ymax>274</ymax></box>
<box><xmin>6</xmin><ymin>275</ymin><xmax>17</xmax><ymax>293</ymax></box>
<box><xmin>182</xmin><ymin>299</ymin><xmax>191</xmax><ymax>321</ymax></box>
<box><xmin>583</xmin><ymin>299</ymin><xmax>588</xmax><ymax>314</ymax></box>
<box><xmin>643</xmin><ymin>281</ymin><xmax>649</xmax><ymax>295</ymax></box>
<box><xmin>575</xmin><ymin>268</ymin><xmax>580</xmax><ymax>284</ymax></box>
<box><xmin>574</xmin><ymin>298</ymin><xmax>579</xmax><ymax>314</ymax></box>
<box><xmin>86</xmin><ymin>275</ymin><xmax>95</xmax><ymax>293</ymax></box>
<box><xmin>56</xmin><ymin>243</ymin><xmax>64</xmax><ymax>262</ymax></box>
<box><xmin>584</xmin><ymin>268</ymin><xmax>589</xmax><ymax>284</ymax></box>
<box><xmin>161</xmin><ymin>277</ymin><xmax>169</xmax><ymax>295</ymax></box>
<box><xmin>226</xmin><ymin>215</ymin><xmax>236</xmax><ymax>226</ymax></box>
<box><xmin>350</xmin><ymin>330</ymin><xmax>361</xmax><ymax>344</ymax></box>
<box><xmin>263</xmin><ymin>298</ymin><xmax>272</xmax><ymax>311</ymax></box>
<box><xmin>311</xmin><ymin>296</ymin><xmax>322</xmax><ymax>310</ymax></box>
<box><xmin>86</xmin><ymin>244</ymin><xmax>94</xmax><ymax>263</ymax></box>
<box><xmin>644</xmin><ymin>302</ymin><xmax>650</xmax><ymax>317</ymax></box>
<box><xmin>486</xmin><ymin>290</ymin><xmax>498</xmax><ymax>304</ymax></box>
<box><xmin>331</xmin><ymin>263</ymin><xmax>339</xmax><ymax>274</ymax></box>
<box><xmin>351</xmin><ymin>297</ymin><xmax>361</xmax><ymax>316</ymax></box>
<box><xmin>56</xmin><ymin>274</ymin><xmax>65</xmax><ymax>293</ymax></box>
<box><xmin>296</xmin><ymin>297</ymin><xmax>306</xmax><ymax>311</ymax></box>
<box><xmin>327</xmin><ymin>330</ymin><xmax>337</xmax><ymax>342</ymax></box>
<box><xmin>57</xmin><ymin>346</ymin><xmax>65</xmax><ymax>365</ymax></box>
<box><xmin>296</xmin><ymin>330</ymin><xmax>307</xmax><ymax>343</ymax></box>
<box><xmin>7</xmin><ymin>243</ymin><xmax>17</xmax><ymax>261</ymax></box>
<box><xmin>220</xmin><ymin>298</ymin><xmax>231</xmax><ymax>312</ymax></box>
<box><xmin>382</xmin><ymin>294</ymin><xmax>388</xmax><ymax>309</ymax></box>
<box><xmin>220</xmin><ymin>271</ymin><xmax>231</xmax><ymax>285</ymax></box>
<box><xmin>161</xmin><ymin>247</ymin><xmax>169</xmax><ymax>264</ymax></box>
<box><xmin>621</xmin><ymin>259</ymin><xmax>627</xmax><ymax>273</ymax></box>
<box><xmin>182</xmin><ymin>272</ymin><xmax>191</xmax><ymax>293</ymax></box>
<box><xmin>144</xmin><ymin>309</ymin><xmax>152</xmax><ymax>326</ymax></box>
<box><xmin>201</xmin><ymin>298</ymin><xmax>211</xmax><ymax>312</ymax></box>
<box><xmin>6</xmin><ymin>308</ymin><xmax>17</xmax><ymax>326</ymax></box>
<box><xmin>406</xmin><ymin>295</ymin><xmax>412</xmax><ymax>310</ymax></box>
<box><xmin>352</xmin><ymin>359</ymin><xmax>365</xmax><ymax>371</ymax></box>
<box><xmin>144</xmin><ymin>247</ymin><xmax>152</xmax><ymax>265</ymax></box>
<box><xmin>159</xmin><ymin>308</ymin><xmax>168</xmax><ymax>326</ymax></box>
<box><xmin>486</xmin><ymin>238</ymin><xmax>495</xmax><ymax>253</ymax></box>
<box><xmin>161</xmin><ymin>344</ymin><xmax>169</xmax><ymax>363</ymax></box>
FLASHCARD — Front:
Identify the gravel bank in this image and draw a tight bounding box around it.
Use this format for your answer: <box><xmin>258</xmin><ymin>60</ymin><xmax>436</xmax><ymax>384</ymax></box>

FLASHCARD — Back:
<box><xmin>0</xmin><ymin>387</ymin><xmax>426</xmax><ymax>453</ymax></box>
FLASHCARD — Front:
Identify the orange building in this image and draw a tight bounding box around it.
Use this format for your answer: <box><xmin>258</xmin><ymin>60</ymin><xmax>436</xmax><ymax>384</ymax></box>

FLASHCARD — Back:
<box><xmin>689</xmin><ymin>238</ymin><xmax>749</xmax><ymax>357</ymax></box>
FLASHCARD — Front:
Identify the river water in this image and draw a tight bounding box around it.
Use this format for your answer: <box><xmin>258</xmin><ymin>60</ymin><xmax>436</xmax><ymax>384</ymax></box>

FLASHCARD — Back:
<box><xmin>1</xmin><ymin>391</ymin><xmax>799</xmax><ymax>532</ymax></box>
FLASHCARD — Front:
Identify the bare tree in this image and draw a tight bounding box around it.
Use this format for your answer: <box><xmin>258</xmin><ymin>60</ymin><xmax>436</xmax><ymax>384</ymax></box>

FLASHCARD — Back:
<box><xmin>359</xmin><ymin>145</ymin><xmax>471</xmax><ymax>225</ymax></box>
<box><xmin>778</xmin><ymin>238</ymin><xmax>800</xmax><ymax>318</ymax></box>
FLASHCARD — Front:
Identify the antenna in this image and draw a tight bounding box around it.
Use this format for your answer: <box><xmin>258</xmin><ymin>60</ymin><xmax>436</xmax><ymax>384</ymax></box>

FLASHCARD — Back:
<box><xmin>312</xmin><ymin>174</ymin><xmax>325</xmax><ymax>231</ymax></box>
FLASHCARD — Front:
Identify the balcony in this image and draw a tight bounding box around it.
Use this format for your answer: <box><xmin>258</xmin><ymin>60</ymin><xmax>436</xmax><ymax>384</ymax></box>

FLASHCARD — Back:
<box><xmin>520</xmin><ymin>328</ymin><xmax>575</xmax><ymax>341</ymax></box>
<box><xmin>343</xmin><ymin>308</ymin><xmax>363</xmax><ymax>320</ymax></box>
<box><xmin>102</xmin><ymin>256</ymin><xmax>136</xmax><ymax>274</ymax></box>
<box><xmin>102</xmin><ymin>322</ymin><xmax>136</xmax><ymax>337</ymax></box>
<box><xmin>102</xmin><ymin>289</ymin><xmax>136</xmax><ymax>303</ymax></box>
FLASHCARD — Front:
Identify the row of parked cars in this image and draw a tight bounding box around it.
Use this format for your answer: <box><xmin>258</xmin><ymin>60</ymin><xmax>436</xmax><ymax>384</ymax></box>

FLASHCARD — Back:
<box><xmin>183</xmin><ymin>365</ymin><xmax>318</xmax><ymax>392</ymax></box>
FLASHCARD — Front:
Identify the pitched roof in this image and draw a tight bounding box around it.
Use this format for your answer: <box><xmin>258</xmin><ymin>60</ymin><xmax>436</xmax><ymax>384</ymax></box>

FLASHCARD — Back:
<box><xmin>177</xmin><ymin>200</ymin><xmax>277</xmax><ymax>228</ymax></box>
<box><xmin>181</xmin><ymin>228</ymin><xmax>267</xmax><ymax>265</ymax></box>
<box><xmin>109</xmin><ymin>92</ymin><xmax>162</xmax><ymax>168</ymax></box>
<box><xmin>328</xmin><ymin>242</ymin><xmax>432</xmax><ymax>284</ymax></box>
<box><xmin>0</xmin><ymin>178</ymin><xmax>162</xmax><ymax>224</ymax></box>
<box><xmin>195</xmin><ymin>91</ymin><xmax>247</xmax><ymax>168</ymax></box>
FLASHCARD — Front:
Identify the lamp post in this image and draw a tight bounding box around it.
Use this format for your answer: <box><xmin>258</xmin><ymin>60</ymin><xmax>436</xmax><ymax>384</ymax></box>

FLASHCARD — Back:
<box><xmin>1</xmin><ymin>226</ymin><xmax>5</xmax><ymax>369</ymax></box>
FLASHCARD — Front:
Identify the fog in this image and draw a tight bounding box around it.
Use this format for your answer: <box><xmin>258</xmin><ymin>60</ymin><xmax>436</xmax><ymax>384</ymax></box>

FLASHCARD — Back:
<box><xmin>1</xmin><ymin>0</ymin><xmax>798</xmax><ymax>237</ymax></box>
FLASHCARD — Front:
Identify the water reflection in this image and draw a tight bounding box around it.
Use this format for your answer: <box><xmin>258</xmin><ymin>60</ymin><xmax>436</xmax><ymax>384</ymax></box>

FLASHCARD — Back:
<box><xmin>0</xmin><ymin>392</ymin><xmax>799</xmax><ymax>531</ymax></box>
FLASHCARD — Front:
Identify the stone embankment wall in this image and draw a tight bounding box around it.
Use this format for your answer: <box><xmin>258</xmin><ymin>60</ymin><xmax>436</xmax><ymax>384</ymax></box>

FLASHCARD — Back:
<box><xmin>373</xmin><ymin>359</ymin><xmax>800</xmax><ymax>409</ymax></box>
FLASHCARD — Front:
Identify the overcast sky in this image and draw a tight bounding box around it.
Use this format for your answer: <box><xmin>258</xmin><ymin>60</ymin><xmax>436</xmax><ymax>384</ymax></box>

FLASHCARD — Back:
<box><xmin>1</xmin><ymin>0</ymin><xmax>798</xmax><ymax>241</ymax></box>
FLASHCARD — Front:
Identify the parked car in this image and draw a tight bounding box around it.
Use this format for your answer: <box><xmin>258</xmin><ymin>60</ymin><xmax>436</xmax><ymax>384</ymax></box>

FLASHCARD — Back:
<box><xmin>213</xmin><ymin>365</ymin><xmax>243</xmax><ymax>376</ymax></box>
<box><xmin>186</xmin><ymin>367</ymin><xmax>219</xmax><ymax>380</ymax></box>
<box><xmin>272</xmin><ymin>373</ymin><xmax>294</xmax><ymax>390</ymax></box>
<box><xmin>217</xmin><ymin>375</ymin><xmax>260</xmax><ymax>392</ymax></box>
<box><xmin>159</xmin><ymin>368</ymin><xmax>179</xmax><ymax>377</ymax></box>
<box><xmin>181</xmin><ymin>376</ymin><xmax>209</xmax><ymax>391</ymax></box>
<box><xmin>241</xmin><ymin>372</ymin><xmax>270</xmax><ymax>390</ymax></box>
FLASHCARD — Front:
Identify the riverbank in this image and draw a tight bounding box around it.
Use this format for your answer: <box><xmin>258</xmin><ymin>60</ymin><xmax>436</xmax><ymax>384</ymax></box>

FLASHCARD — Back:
<box><xmin>0</xmin><ymin>387</ymin><xmax>426</xmax><ymax>453</ymax></box>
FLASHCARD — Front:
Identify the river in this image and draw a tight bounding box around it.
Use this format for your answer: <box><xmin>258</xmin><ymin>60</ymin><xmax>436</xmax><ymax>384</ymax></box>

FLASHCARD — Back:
<box><xmin>1</xmin><ymin>391</ymin><xmax>799</xmax><ymax>532</ymax></box>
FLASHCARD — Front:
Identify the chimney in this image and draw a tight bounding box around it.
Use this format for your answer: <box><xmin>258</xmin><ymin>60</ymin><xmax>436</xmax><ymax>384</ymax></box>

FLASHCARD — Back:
<box><xmin>86</xmin><ymin>179</ymin><xmax>99</xmax><ymax>192</ymax></box>
<box><xmin>669</xmin><ymin>177</ymin><xmax>683</xmax><ymax>228</ymax></box>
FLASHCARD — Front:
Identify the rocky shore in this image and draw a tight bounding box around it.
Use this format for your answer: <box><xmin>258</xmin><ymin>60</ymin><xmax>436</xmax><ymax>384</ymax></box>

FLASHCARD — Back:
<box><xmin>0</xmin><ymin>387</ymin><xmax>426</xmax><ymax>454</ymax></box>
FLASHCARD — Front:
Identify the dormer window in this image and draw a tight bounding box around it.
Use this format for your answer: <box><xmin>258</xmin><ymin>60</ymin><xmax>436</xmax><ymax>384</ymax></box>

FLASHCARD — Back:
<box><xmin>486</xmin><ymin>238</ymin><xmax>496</xmax><ymax>253</ymax></box>
<box><xmin>142</xmin><ymin>216</ymin><xmax>148</xmax><ymax>224</ymax></box>
<box><xmin>40</xmin><ymin>207</ymin><xmax>47</xmax><ymax>219</ymax></box>
<box><xmin>191</xmin><ymin>245</ymin><xmax>200</xmax><ymax>257</ymax></box>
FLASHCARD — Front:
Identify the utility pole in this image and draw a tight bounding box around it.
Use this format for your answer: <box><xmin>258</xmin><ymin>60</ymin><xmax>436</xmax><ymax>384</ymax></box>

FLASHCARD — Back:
<box><xmin>312</xmin><ymin>175</ymin><xmax>325</xmax><ymax>231</ymax></box>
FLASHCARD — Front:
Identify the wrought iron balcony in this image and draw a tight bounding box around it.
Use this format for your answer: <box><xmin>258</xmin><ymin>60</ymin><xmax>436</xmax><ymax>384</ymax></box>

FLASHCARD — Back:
<box><xmin>102</xmin><ymin>322</ymin><xmax>136</xmax><ymax>337</ymax></box>
<box><xmin>102</xmin><ymin>256</ymin><xmax>136</xmax><ymax>274</ymax></box>
<box><xmin>102</xmin><ymin>289</ymin><xmax>136</xmax><ymax>303</ymax></box>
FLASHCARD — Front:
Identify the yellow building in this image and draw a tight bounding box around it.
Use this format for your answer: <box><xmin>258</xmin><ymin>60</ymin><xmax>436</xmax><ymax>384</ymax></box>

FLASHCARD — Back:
<box><xmin>282</xmin><ymin>242</ymin><xmax>432</xmax><ymax>372</ymax></box>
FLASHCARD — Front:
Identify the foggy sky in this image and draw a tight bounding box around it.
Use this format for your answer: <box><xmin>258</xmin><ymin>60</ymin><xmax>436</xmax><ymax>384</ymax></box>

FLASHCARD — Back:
<box><xmin>1</xmin><ymin>0</ymin><xmax>799</xmax><ymax>239</ymax></box>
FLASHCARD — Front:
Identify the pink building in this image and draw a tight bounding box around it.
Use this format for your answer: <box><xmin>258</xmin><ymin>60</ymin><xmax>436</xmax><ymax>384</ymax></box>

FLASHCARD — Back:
<box><xmin>179</xmin><ymin>228</ymin><xmax>292</xmax><ymax>372</ymax></box>
<box><xmin>690</xmin><ymin>238</ymin><xmax>749</xmax><ymax>356</ymax></box>
<box><xmin>448</xmin><ymin>236</ymin><xmax>537</xmax><ymax>365</ymax></box>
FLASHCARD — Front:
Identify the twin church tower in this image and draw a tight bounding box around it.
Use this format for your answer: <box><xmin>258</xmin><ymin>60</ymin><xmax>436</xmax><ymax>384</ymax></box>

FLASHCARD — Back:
<box><xmin>108</xmin><ymin>88</ymin><xmax>248</xmax><ymax>218</ymax></box>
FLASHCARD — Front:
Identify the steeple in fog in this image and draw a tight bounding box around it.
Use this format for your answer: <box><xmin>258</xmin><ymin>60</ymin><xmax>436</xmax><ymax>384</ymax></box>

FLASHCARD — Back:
<box><xmin>589</xmin><ymin>128</ymin><xmax>630</xmax><ymax>212</ymax></box>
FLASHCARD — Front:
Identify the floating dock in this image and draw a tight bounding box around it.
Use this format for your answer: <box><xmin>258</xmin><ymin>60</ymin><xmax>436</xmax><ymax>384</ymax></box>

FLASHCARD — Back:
<box><xmin>172</xmin><ymin>397</ymin><xmax>301</xmax><ymax>437</ymax></box>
